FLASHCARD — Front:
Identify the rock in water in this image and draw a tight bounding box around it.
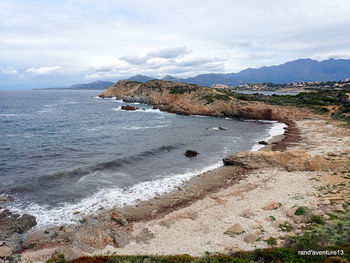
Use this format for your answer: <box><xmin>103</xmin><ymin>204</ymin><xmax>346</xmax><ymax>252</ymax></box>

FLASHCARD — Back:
<box><xmin>184</xmin><ymin>150</ymin><xmax>199</xmax><ymax>157</ymax></box>
<box><xmin>121</xmin><ymin>105</ymin><xmax>138</xmax><ymax>111</ymax></box>
<box><xmin>258</xmin><ymin>140</ymin><xmax>268</xmax><ymax>145</ymax></box>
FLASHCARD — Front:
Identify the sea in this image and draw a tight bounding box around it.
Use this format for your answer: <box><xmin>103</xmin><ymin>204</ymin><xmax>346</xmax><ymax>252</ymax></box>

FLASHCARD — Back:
<box><xmin>0</xmin><ymin>89</ymin><xmax>286</xmax><ymax>228</ymax></box>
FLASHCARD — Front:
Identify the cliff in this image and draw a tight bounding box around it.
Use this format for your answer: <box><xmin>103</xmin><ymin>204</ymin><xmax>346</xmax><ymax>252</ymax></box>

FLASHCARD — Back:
<box><xmin>99</xmin><ymin>79</ymin><xmax>309</xmax><ymax>121</ymax></box>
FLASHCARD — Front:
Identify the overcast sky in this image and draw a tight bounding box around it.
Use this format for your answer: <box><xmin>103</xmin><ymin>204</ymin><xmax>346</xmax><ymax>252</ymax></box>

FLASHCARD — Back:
<box><xmin>1</xmin><ymin>0</ymin><xmax>350</xmax><ymax>89</ymax></box>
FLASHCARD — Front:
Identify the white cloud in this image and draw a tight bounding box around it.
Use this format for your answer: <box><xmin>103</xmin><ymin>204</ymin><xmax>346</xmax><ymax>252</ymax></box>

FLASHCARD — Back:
<box><xmin>25</xmin><ymin>66</ymin><xmax>64</xmax><ymax>76</ymax></box>
<box><xmin>0</xmin><ymin>66</ymin><xmax>18</xmax><ymax>75</ymax></box>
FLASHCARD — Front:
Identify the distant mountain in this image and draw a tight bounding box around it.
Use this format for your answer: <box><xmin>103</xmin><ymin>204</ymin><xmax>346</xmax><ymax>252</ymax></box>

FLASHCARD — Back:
<box><xmin>40</xmin><ymin>81</ymin><xmax>115</xmax><ymax>90</ymax></box>
<box><xmin>127</xmin><ymin>58</ymin><xmax>350</xmax><ymax>86</ymax></box>
<box><xmin>231</xmin><ymin>58</ymin><xmax>350</xmax><ymax>84</ymax></box>
<box><xmin>66</xmin><ymin>81</ymin><xmax>115</xmax><ymax>90</ymax></box>
<box><xmin>128</xmin><ymin>75</ymin><xmax>155</xmax><ymax>83</ymax></box>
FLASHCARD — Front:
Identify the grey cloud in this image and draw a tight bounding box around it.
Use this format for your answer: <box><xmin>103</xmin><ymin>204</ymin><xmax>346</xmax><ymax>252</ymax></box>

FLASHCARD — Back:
<box><xmin>176</xmin><ymin>57</ymin><xmax>226</xmax><ymax>67</ymax></box>
<box><xmin>226</xmin><ymin>39</ymin><xmax>253</xmax><ymax>49</ymax></box>
<box><xmin>147</xmin><ymin>47</ymin><xmax>190</xmax><ymax>59</ymax></box>
<box><xmin>118</xmin><ymin>55</ymin><xmax>150</xmax><ymax>65</ymax></box>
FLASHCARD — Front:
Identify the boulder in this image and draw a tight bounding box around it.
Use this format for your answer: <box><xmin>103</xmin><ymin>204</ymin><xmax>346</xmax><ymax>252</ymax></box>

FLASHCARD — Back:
<box><xmin>334</xmin><ymin>204</ymin><xmax>345</xmax><ymax>212</ymax></box>
<box><xmin>51</xmin><ymin>246</ymin><xmax>86</xmax><ymax>261</ymax></box>
<box><xmin>258</xmin><ymin>141</ymin><xmax>269</xmax><ymax>145</ymax></box>
<box><xmin>262</xmin><ymin>201</ymin><xmax>280</xmax><ymax>210</ymax></box>
<box><xmin>70</xmin><ymin>229</ymin><xmax>114</xmax><ymax>253</ymax></box>
<box><xmin>243</xmin><ymin>233</ymin><xmax>259</xmax><ymax>243</ymax></box>
<box><xmin>0</xmin><ymin>246</ymin><xmax>12</xmax><ymax>258</ymax></box>
<box><xmin>225</xmin><ymin>223</ymin><xmax>245</xmax><ymax>235</ymax></box>
<box><xmin>222</xmin><ymin>245</ymin><xmax>241</xmax><ymax>256</ymax></box>
<box><xmin>135</xmin><ymin>228</ymin><xmax>155</xmax><ymax>244</ymax></box>
<box><xmin>113</xmin><ymin>231</ymin><xmax>131</xmax><ymax>248</ymax></box>
<box><xmin>0</xmin><ymin>209</ymin><xmax>37</xmax><ymax>252</ymax></box>
<box><xmin>286</xmin><ymin>207</ymin><xmax>298</xmax><ymax>217</ymax></box>
<box><xmin>184</xmin><ymin>150</ymin><xmax>199</xmax><ymax>157</ymax></box>
<box><xmin>121</xmin><ymin>105</ymin><xmax>138</xmax><ymax>111</ymax></box>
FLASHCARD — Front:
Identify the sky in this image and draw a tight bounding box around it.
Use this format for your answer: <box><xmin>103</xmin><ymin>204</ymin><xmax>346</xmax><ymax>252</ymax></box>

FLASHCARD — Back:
<box><xmin>1</xmin><ymin>0</ymin><xmax>350</xmax><ymax>89</ymax></box>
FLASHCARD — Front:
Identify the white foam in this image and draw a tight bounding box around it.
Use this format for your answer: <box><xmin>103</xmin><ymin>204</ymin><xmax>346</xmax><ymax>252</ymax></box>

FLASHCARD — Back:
<box><xmin>250</xmin><ymin>121</ymin><xmax>287</xmax><ymax>151</ymax></box>
<box><xmin>125</xmin><ymin>125</ymin><xmax>168</xmax><ymax>130</ymax></box>
<box><xmin>0</xmin><ymin>114</ymin><xmax>19</xmax><ymax>117</ymax></box>
<box><xmin>8</xmin><ymin>161</ymin><xmax>222</xmax><ymax>229</ymax></box>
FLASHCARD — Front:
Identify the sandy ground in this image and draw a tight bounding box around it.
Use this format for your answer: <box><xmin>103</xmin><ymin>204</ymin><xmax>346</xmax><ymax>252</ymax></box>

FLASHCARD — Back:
<box><xmin>19</xmin><ymin>119</ymin><xmax>350</xmax><ymax>262</ymax></box>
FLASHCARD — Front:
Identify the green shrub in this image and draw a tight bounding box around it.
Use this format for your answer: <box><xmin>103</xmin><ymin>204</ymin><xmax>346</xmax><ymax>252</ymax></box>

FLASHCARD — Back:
<box><xmin>295</xmin><ymin>206</ymin><xmax>307</xmax><ymax>216</ymax></box>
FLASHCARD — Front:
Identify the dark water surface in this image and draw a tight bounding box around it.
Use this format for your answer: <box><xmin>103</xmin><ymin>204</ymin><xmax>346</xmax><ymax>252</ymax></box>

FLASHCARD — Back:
<box><xmin>0</xmin><ymin>90</ymin><xmax>285</xmax><ymax>227</ymax></box>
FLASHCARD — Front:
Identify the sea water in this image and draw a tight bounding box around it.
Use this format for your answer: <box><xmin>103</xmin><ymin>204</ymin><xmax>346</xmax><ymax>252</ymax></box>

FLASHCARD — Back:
<box><xmin>0</xmin><ymin>89</ymin><xmax>285</xmax><ymax>228</ymax></box>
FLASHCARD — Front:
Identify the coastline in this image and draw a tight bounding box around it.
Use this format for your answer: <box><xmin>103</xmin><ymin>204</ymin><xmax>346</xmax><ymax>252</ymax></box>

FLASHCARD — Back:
<box><xmin>17</xmin><ymin>118</ymin><xmax>350</xmax><ymax>262</ymax></box>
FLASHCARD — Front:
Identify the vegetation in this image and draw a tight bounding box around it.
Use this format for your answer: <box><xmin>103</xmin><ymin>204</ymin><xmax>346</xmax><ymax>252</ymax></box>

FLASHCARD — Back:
<box><xmin>295</xmin><ymin>206</ymin><xmax>307</xmax><ymax>216</ymax></box>
<box><xmin>222</xmin><ymin>89</ymin><xmax>350</xmax><ymax>122</ymax></box>
<box><xmin>43</xmin><ymin>246</ymin><xmax>350</xmax><ymax>263</ymax></box>
<box><xmin>169</xmin><ymin>84</ymin><xmax>200</xmax><ymax>94</ymax></box>
<box><xmin>200</xmin><ymin>93</ymin><xmax>232</xmax><ymax>104</ymax></box>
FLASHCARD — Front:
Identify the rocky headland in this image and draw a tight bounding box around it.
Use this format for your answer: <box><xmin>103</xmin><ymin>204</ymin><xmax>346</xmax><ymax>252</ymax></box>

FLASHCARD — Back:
<box><xmin>98</xmin><ymin>79</ymin><xmax>310</xmax><ymax>120</ymax></box>
<box><xmin>2</xmin><ymin>80</ymin><xmax>350</xmax><ymax>262</ymax></box>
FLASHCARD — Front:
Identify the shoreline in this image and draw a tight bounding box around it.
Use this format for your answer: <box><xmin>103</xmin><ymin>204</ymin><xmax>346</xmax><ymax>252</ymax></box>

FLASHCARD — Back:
<box><xmin>16</xmin><ymin>118</ymin><xmax>350</xmax><ymax>262</ymax></box>
<box><xmin>116</xmin><ymin>120</ymin><xmax>295</xmax><ymax>223</ymax></box>
<box><xmin>15</xmin><ymin>120</ymin><xmax>294</xmax><ymax>258</ymax></box>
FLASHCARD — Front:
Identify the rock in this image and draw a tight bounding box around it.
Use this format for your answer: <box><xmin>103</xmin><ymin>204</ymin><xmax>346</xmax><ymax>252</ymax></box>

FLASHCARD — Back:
<box><xmin>52</xmin><ymin>246</ymin><xmax>86</xmax><ymax>261</ymax></box>
<box><xmin>135</xmin><ymin>228</ymin><xmax>155</xmax><ymax>244</ymax></box>
<box><xmin>292</xmin><ymin>215</ymin><xmax>302</xmax><ymax>224</ymax></box>
<box><xmin>218</xmin><ymin>127</ymin><xmax>228</xmax><ymax>130</ymax></box>
<box><xmin>222</xmin><ymin>245</ymin><xmax>241</xmax><ymax>256</ymax></box>
<box><xmin>113</xmin><ymin>231</ymin><xmax>131</xmax><ymax>248</ymax></box>
<box><xmin>225</xmin><ymin>223</ymin><xmax>244</xmax><ymax>235</ymax></box>
<box><xmin>287</xmin><ymin>232</ymin><xmax>296</xmax><ymax>237</ymax></box>
<box><xmin>312</xmin><ymin>210</ymin><xmax>325</xmax><ymax>216</ymax></box>
<box><xmin>86</xmin><ymin>218</ymin><xmax>99</xmax><ymax>226</ymax></box>
<box><xmin>222</xmin><ymin>151</ymin><xmax>338</xmax><ymax>172</ymax></box>
<box><xmin>70</xmin><ymin>229</ymin><xmax>114</xmax><ymax>253</ymax></box>
<box><xmin>121</xmin><ymin>105</ymin><xmax>138</xmax><ymax>111</ymax></box>
<box><xmin>0</xmin><ymin>195</ymin><xmax>12</xmax><ymax>202</ymax></box>
<box><xmin>262</xmin><ymin>201</ymin><xmax>280</xmax><ymax>210</ymax></box>
<box><xmin>0</xmin><ymin>246</ymin><xmax>12</xmax><ymax>257</ymax></box>
<box><xmin>64</xmin><ymin>227</ymin><xmax>76</xmax><ymax>233</ymax></box>
<box><xmin>20</xmin><ymin>232</ymin><xmax>49</xmax><ymax>250</ymax></box>
<box><xmin>334</xmin><ymin>204</ymin><xmax>345</xmax><ymax>212</ymax></box>
<box><xmin>184</xmin><ymin>149</ymin><xmax>199</xmax><ymax>157</ymax></box>
<box><xmin>243</xmin><ymin>233</ymin><xmax>259</xmax><ymax>243</ymax></box>
<box><xmin>111</xmin><ymin>211</ymin><xmax>129</xmax><ymax>226</ymax></box>
<box><xmin>286</xmin><ymin>207</ymin><xmax>298</xmax><ymax>217</ymax></box>
<box><xmin>0</xmin><ymin>209</ymin><xmax>37</xmax><ymax>252</ymax></box>
<box><xmin>322</xmin><ymin>199</ymin><xmax>331</xmax><ymax>205</ymax></box>
<box><xmin>258</xmin><ymin>141</ymin><xmax>269</xmax><ymax>145</ymax></box>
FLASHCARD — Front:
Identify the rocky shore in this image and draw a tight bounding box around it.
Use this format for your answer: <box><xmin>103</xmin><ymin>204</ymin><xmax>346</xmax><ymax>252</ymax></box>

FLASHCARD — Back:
<box><xmin>0</xmin><ymin>117</ymin><xmax>347</xmax><ymax>262</ymax></box>
<box><xmin>1</xmin><ymin>80</ymin><xmax>350</xmax><ymax>262</ymax></box>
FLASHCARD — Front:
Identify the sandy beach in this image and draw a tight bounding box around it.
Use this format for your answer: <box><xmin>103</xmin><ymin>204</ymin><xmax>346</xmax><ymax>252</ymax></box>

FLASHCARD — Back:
<box><xmin>19</xmin><ymin>118</ymin><xmax>350</xmax><ymax>262</ymax></box>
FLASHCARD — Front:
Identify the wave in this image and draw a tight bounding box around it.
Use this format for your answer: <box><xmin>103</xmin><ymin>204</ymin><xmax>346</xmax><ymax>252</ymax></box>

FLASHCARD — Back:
<box><xmin>125</xmin><ymin>125</ymin><xmax>168</xmax><ymax>130</ymax></box>
<box><xmin>7</xmin><ymin>160</ymin><xmax>222</xmax><ymax>229</ymax></box>
<box><xmin>38</xmin><ymin>145</ymin><xmax>179</xmax><ymax>182</ymax></box>
<box><xmin>0</xmin><ymin>114</ymin><xmax>19</xmax><ymax>117</ymax></box>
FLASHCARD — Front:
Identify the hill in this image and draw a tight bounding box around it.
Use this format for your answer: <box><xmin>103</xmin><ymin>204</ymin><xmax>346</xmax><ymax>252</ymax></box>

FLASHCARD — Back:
<box><xmin>40</xmin><ymin>80</ymin><xmax>115</xmax><ymax>90</ymax></box>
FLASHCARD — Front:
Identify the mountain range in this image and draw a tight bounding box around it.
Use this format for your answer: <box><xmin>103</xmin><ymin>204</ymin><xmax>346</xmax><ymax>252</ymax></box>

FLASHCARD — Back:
<box><xmin>128</xmin><ymin>58</ymin><xmax>350</xmax><ymax>87</ymax></box>
<box><xmin>61</xmin><ymin>58</ymin><xmax>350</xmax><ymax>89</ymax></box>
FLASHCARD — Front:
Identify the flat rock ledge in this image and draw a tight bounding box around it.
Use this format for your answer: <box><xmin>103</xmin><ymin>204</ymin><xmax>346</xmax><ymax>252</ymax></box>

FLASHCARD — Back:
<box><xmin>223</xmin><ymin>150</ymin><xmax>349</xmax><ymax>172</ymax></box>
